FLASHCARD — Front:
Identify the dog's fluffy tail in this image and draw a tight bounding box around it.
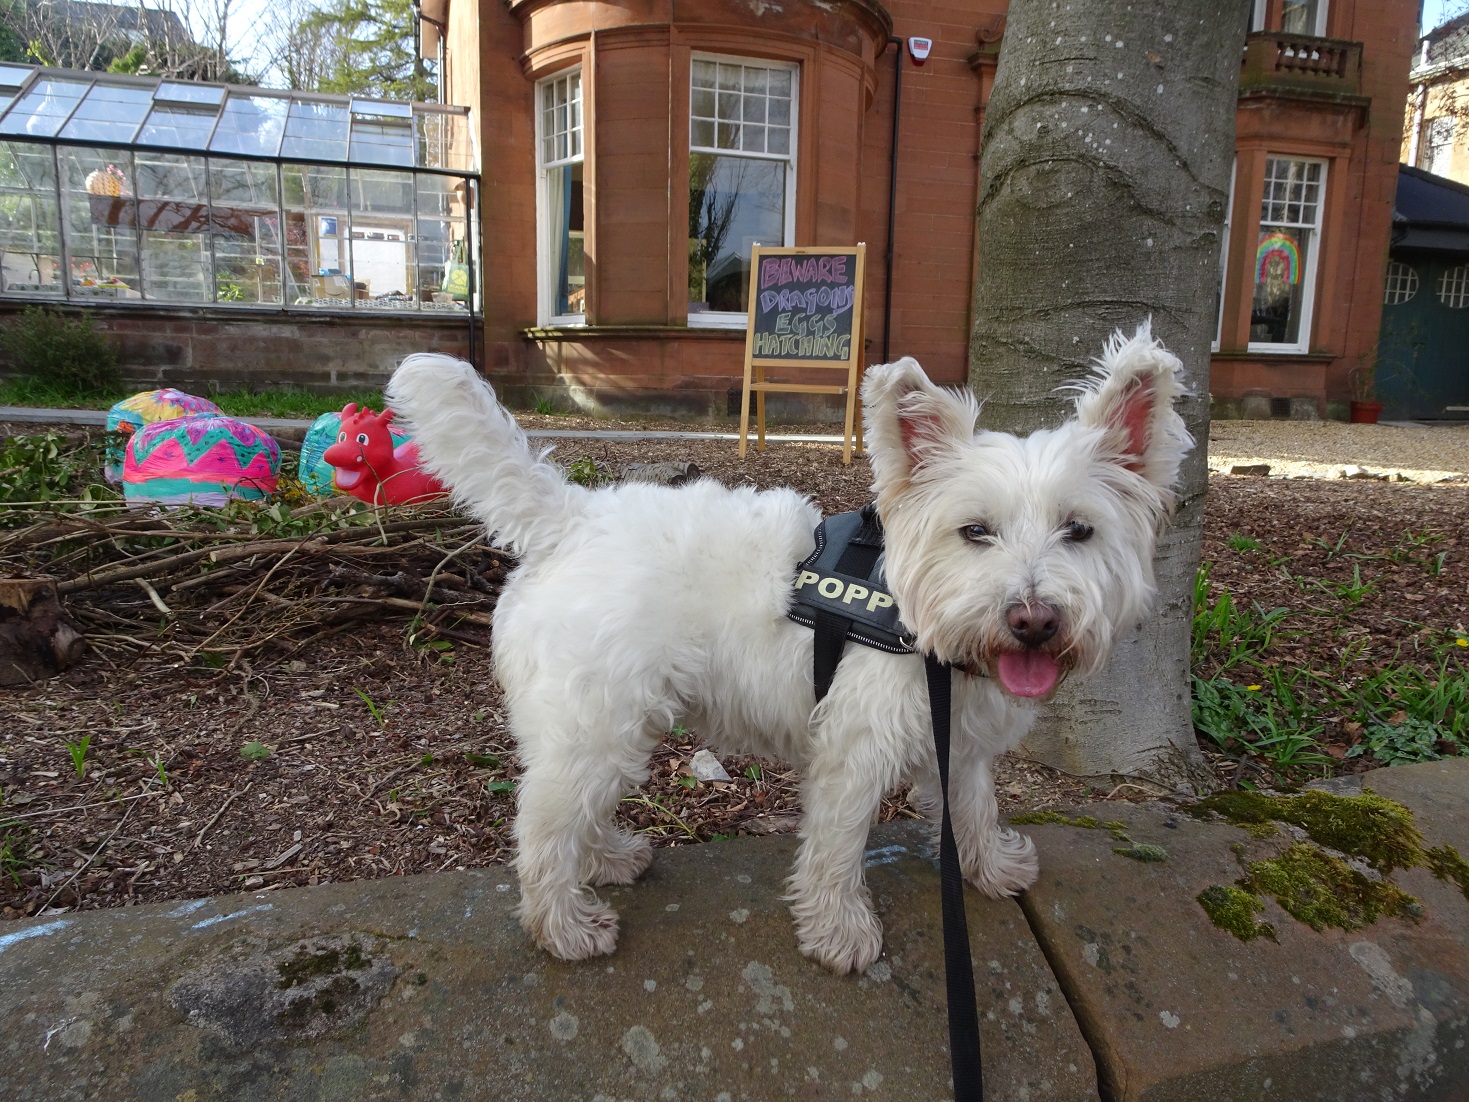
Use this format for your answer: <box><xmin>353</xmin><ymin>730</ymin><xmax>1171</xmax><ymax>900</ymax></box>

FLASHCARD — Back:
<box><xmin>386</xmin><ymin>353</ymin><xmax>587</xmax><ymax>559</ymax></box>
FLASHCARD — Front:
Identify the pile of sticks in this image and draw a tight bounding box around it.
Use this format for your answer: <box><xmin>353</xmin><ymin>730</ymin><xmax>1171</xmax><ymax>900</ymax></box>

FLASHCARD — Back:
<box><xmin>1</xmin><ymin>501</ymin><xmax>508</xmax><ymax>667</ymax></box>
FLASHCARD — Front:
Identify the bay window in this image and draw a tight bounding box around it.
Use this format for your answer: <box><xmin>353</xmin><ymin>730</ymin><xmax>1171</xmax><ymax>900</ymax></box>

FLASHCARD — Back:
<box><xmin>1249</xmin><ymin>156</ymin><xmax>1325</xmax><ymax>353</ymax></box>
<box><xmin>536</xmin><ymin>69</ymin><xmax>584</xmax><ymax>325</ymax></box>
<box><xmin>688</xmin><ymin>56</ymin><xmax>797</xmax><ymax>325</ymax></box>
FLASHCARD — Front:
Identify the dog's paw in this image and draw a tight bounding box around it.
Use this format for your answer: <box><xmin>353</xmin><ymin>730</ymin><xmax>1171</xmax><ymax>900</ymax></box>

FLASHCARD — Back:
<box><xmin>792</xmin><ymin>897</ymin><xmax>884</xmax><ymax>975</ymax></box>
<box><xmin>966</xmin><ymin>827</ymin><xmax>1039</xmax><ymax>898</ymax></box>
<box><xmin>519</xmin><ymin>891</ymin><xmax>621</xmax><ymax>960</ymax></box>
<box><xmin>585</xmin><ymin>832</ymin><xmax>653</xmax><ymax>886</ymax></box>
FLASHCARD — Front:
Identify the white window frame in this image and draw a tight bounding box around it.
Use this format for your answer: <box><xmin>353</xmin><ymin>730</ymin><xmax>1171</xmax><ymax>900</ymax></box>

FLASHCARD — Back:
<box><xmin>1248</xmin><ymin>155</ymin><xmax>1327</xmax><ymax>356</ymax></box>
<box><xmin>1214</xmin><ymin>157</ymin><xmax>1236</xmax><ymax>352</ymax></box>
<box><xmin>687</xmin><ymin>52</ymin><xmax>798</xmax><ymax>329</ymax></box>
<box><xmin>1383</xmin><ymin>261</ymin><xmax>1418</xmax><ymax>306</ymax></box>
<box><xmin>535</xmin><ymin>67</ymin><xmax>584</xmax><ymax>327</ymax></box>
<box><xmin>1254</xmin><ymin>0</ymin><xmax>1329</xmax><ymax>35</ymax></box>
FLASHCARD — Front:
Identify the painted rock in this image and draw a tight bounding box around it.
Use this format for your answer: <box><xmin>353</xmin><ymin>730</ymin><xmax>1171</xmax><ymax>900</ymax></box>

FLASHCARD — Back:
<box><xmin>105</xmin><ymin>389</ymin><xmax>221</xmax><ymax>483</ymax></box>
<box><xmin>123</xmin><ymin>414</ymin><xmax>280</xmax><ymax>507</ymax></box>
<box><xmin>298</xmin><ymin>410</ymin><xmax>409</xmax><ymax>497</ymax></box>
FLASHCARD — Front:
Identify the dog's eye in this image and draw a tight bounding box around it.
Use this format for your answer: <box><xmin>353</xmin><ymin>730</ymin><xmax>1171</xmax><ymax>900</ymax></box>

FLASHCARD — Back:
<box><xmin>960</xmin><ymin>524</ymin><xmax>992</xmax><ymax>545</ymax></box>
<box><xmin>1063</xmin><ymin>521</ymin><xmax>1094</xmax><ymax>543</ymax></box>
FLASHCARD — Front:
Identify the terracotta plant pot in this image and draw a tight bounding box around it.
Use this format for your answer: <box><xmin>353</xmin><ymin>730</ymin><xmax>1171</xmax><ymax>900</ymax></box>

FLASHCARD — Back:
<box><xmin>1349</xmin><ymin>400</ymin><xmax>1384</xmax><ymax>424</ymax></box>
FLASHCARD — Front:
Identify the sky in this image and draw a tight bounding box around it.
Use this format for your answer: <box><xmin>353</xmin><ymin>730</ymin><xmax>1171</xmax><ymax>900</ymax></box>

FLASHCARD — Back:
<box><xmin>1423</xmin><ymin>0</ymin><xmax>1463</xmax><ymax>34</ymax></box>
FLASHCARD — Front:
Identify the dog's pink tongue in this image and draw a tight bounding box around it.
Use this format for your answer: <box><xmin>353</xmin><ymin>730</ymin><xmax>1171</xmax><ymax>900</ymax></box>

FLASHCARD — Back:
<box><xmin>996</xmin><ymin>651</ymin><xmax>1060</xmax><ymax>698</ymax></box>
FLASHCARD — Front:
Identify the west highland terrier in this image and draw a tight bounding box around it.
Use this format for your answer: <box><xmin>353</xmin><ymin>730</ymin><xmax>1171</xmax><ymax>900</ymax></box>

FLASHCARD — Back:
<box><xmin>386</xmin><ymin>326</ymin><xmax>1191</xmax><ymax>974</ymax></box>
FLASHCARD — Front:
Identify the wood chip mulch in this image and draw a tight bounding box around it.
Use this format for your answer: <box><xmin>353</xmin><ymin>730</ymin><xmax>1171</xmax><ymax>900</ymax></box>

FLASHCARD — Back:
<box><xmin>2</xmin><ymin>427</ymin><xmax>1466</xmax><ymax>922</ymax></box>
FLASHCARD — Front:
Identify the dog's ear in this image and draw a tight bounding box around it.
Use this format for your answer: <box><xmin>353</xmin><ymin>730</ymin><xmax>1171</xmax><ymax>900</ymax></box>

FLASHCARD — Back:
<box><xmin>1072</xmin><ymin>322</ymin><xmax>1192</xmax><ymax>496</ymax></box>
<box><xmin>863</xmin><ymin>357</ymin><xmax>979</xmax><ymax>495</ymax></box>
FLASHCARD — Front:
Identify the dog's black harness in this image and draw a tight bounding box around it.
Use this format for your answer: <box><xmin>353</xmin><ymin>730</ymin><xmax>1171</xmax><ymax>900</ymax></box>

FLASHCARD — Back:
<box><xmin>788</xmin><ymin>505</ymin><xmax>985</xmax><ymax>1102</ymax></box>
<box><xmin>787</xmin><ymin>504</ymin><xmax>914</xmax><ymax>700</ymax></box>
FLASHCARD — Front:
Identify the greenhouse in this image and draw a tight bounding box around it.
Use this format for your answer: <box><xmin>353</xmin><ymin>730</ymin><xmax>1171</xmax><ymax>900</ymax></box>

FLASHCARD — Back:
<box><xmin>0</xmin><ymin>65</ymin><xmax>478</xmax><ymax>319</ymax></box>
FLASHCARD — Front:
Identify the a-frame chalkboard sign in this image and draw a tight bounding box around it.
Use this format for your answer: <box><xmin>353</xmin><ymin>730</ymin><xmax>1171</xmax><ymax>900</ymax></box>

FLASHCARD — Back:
<box><xmin>738</xmin><ymin>243</ymin><xmax>866</xmax><ymax>464</ymax></box>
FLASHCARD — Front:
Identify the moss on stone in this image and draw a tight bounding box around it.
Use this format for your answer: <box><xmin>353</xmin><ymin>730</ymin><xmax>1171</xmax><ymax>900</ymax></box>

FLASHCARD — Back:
<box><xmin>1191</xmin><ymin>789</ymin><xmax>1425</xmax><ymax>873</ymax></box>
<box><xmin>277</xmin><ymin>941</ymin><xmax>368</xmax><ymax>990</ymax></box>
<box><xmin>1426</xmin><ymin>844</ymin><xmax>1469</xmax><ymax>902</ymax></box>
<box><xmin>1113</xmin><ymin>842</ymin><xmax>1168</xmax><ymax>862</ymax></box>
<box><xmin>1010</xmin><ymin>811</ymin><xmax>1100</xmax><ymax>829</ymax></box>
<box><xmin>1197</xmin><ymin>884</ymin><xmax>1276</xmax><ymax>942</ymax></box>
<box><xmin>1241</xmin><ymin>843</ymin><xmax>1421</xmax><ymax>933</ymax></box>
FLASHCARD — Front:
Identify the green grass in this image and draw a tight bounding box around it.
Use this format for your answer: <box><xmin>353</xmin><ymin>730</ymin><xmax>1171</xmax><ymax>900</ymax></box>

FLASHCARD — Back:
<box><xmin>0</xmin><ymin>378</ymin><xmax>384</xmax><ymax>420</ymax></box>
<box><xmin>0</xmin><ymin>375</ymin><xmax>131</xmax><ymax>409</ymax></box>
<box><xmin>206</xmin><ymin>386</ymin><xmax>386</xmax><ymax>420</ymax></box>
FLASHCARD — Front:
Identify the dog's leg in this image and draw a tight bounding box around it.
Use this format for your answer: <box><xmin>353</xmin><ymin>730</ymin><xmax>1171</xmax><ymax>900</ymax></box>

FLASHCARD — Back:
<box><xmin>786</xmin><ymin>737</ymin><xmax>894</xmax><ymax>975</ymax></box>
<box><xmin>947</xmin><ymin>746</ymin><xmax>1038</xmax><ymax>898</ymax></box>
<box><xmin>582</xmin><ymin>823</ymin><xmax>652</xmax><ymax>886</ymax></box>
<box><xmin>513</xmin><ymin>719</ymin><xmax>658</xmax><ymax>960</ymax></box>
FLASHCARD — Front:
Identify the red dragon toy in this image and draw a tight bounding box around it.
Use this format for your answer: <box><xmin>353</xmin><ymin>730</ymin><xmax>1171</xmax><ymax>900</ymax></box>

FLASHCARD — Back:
<box><xmin>322</xmin><ymin>403</ymin><xmax>448</xmax><ymax>506</ymax></box>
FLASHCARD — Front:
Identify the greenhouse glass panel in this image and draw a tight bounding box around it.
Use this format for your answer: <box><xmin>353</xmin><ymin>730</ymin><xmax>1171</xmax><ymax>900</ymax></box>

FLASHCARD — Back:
<box><xmin>0</xmin><ymin>78</ymin><xmax>92</xmax><ymax>138</ymax></box>
<box><xmin>209</xmin><ymin>159</ymin><xmax>281</xmax><ymax>305</ymax></box>
<box><xmin>349</xmin><ymin>114</ymin><xmax>413</xmax><ymax>167</ymax></box>
<box><xmin>415</xmin><ymin>173</ymin><xmax>468</xmax><ymax>311</ymax></box>
<box><xmin>0</xmin><ymin>65</ymin><xmax>34</xmax><ymax>90</ymax></box>
<box><xmin>349</xmin><ymin>168</ymin><xmax>415</xmax><ymax>309</ymax></box>
<box><xmin>133</xmin><ymin>153</ymin><xmax>210</xmax><ymax>303</ymax></box>
<box><xmin>283</xmin><ymin>163</ymin><xmax>351</xmax><ymax>307</ymax></box>
<box><xmin>155</xmin><ymin>83</ymin><xmax>225</xmax><ymax>106</ymax></box>
<box><xmin>282</xmin><ymin>100</ymin><xmax>348</xmax><ymax>161</ymax></box>
<box><xmin>136</xmin><ymin>103</ymin><xmax>217</xmax><ymax>149</ymax></box>
<box><xmin>415</xmin><ymin>109</ymin><xmax>472</xmax><ymax>172</ymax></box>
<box><xmin>60</xmin><ymin>146</ymin><xmax>140</xmax><ymax>298</ymax></box>
<box><xmin>61</xmin><ymin>83</ymin><xmax>152</xmax><ymax>143</ymax></box>
<box><xmin>0</xmin><ymin>142</ymin><xmax>62</xmax><ymax>296</ymax></box>
<box><xmin>211</xmin><ymin>94</ymin><xmax>288</xmax><ymax>157</ymax></box>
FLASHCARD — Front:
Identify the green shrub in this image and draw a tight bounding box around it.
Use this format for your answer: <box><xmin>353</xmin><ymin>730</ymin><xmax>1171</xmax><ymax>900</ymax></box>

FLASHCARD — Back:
<box><xmin>0</xmin><ymin>306</ymin><xmax>121</xmax><ymax>397</ymax></box>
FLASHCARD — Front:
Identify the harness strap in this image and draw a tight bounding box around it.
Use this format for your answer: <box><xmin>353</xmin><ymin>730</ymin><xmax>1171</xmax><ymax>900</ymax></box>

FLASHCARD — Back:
<box><xmin>926</xmin><ymin>652</ymin><xmax>985</xmax><ymax>1102</ymax></box>
<box><xmin>811</xmin><ymin>504</ymin><xmax>885</xmax><ymax>701</ymax></box>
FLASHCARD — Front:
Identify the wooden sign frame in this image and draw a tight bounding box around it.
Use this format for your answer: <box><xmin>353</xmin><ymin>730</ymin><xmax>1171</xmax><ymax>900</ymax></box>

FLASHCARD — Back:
<box><xmin>738</xmin><ymin>243</ymin><xmax>867</xmax><ymax>465</ymax></box>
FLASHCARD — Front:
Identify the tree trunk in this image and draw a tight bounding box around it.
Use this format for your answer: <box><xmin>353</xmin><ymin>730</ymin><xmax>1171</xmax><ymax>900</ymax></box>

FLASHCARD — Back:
<box><xmin>970</xmin><ymin>1</ymin><xmax>1248</xmax><ymax>785</ymax></box>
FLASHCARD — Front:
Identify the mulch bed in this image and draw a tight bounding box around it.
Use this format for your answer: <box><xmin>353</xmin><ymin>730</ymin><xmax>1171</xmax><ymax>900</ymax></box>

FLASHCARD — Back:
<box><xmin>2</xmin><ymin>433</ymin><xmax>1466</xmax><ymax>922</ymax></box>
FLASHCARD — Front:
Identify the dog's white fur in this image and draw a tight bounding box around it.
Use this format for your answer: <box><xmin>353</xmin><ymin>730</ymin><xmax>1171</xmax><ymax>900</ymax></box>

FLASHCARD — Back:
<box><xmin>386</xmin><ymin>325</ymin><xmax>1191</xmax><ymax>974</ymax></box>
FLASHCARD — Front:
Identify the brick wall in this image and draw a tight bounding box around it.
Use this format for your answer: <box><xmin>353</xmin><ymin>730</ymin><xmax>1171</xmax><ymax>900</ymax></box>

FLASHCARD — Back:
<box><xmin>0</xmin><ymin>304</ymin><xmax>477</xmax><ymax>394</ymax></box>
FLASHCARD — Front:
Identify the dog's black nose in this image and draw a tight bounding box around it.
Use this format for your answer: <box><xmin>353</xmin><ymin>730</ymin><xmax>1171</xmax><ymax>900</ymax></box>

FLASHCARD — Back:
<box><xmin>1006</xmin><ymin>603</ymin><xmax>1059</xmax><ymax>647</ymax></box>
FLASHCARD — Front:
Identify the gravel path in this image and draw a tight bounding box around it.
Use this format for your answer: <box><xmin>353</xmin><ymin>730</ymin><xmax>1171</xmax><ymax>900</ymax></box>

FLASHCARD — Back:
<box><xmin>1206</xmin><ymin>419</ymin><xmax>1469</xmax><ymax>483</ymax></box>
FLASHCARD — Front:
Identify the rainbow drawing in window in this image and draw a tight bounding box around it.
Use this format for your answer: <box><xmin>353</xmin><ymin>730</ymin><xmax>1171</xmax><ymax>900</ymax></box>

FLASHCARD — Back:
<box><xmin>1255</xmin><ymin>231</ymin><xmax>1300</xmax><ymax>285</ymax></box>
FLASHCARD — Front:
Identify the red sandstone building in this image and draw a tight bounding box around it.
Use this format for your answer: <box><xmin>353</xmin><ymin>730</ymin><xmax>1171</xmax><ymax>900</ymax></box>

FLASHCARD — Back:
<box><xmin>416</xmin><ymin>0</ymin><xmax>1418</xmax><ymax>420</ymax></box>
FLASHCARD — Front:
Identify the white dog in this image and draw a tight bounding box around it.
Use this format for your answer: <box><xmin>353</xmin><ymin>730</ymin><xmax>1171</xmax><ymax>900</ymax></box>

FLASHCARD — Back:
<box><xmin>386</xmin><ymin>326</ymin><xmax>1190</xmax><ymax>974</ymax></box>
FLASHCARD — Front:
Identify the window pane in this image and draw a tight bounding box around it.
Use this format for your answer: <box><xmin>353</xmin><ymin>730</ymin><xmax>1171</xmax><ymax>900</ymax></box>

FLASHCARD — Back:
<box><xmin>210</xmin><ymin>159</ymin><xmax>282</xmax><ymax>305</ymax></box>
<box><xmin>688</xmin><ymin>153</ymin><xmax>785</xmax><ymax>313</ymax></box>
<box><xmin>61</xmin><ymin>84</ymin><xmax>152</xmax><ymax>143</ymax></box>
<box><xmin>416</xmin><ymin>173</ymin><xmax>469</xmax><ymax>311</ymax></box>
<box><xmin>540</xmin><ymin>72</ymin><xmax>582</xmax><ymax>168</ymax></box>
<box><xmin>350</xmin><ymin>115</ymin><xmax>414</xmax><ymax>167</ymax></box>
<box><xmin>0</xmin><ymin>79</ymin><xmax>92</xmax><ymax>138</ymax></box>
<box><xmin>129</xmin><ymin>154</ymin><xmax>211</xmax><ymax>303</ymax></box>
<box><xmin>545</xmin><ymin>162</ymin><xmax>584</xmax><ymax>317</ymax></box>
<box><xmin>282</xmin><ymin>100</ymin><xmax>349</xmax><ymax>161</ymax></box>
<box><xmin>60</xmin><ymin>147</ymin><xmax>140</xmax><ymax>299</ymax></box>
<box><xmin>350</xmin><ymin>168</ymin><xmax>416</xmax><ymax>310</ymax></box>
<box><xmin>1251</xmin><ymin>226</ymin><xmax>1313</xmax><ymax>345</ymax></box>
<box><xmin>211</xmin><ymin>95</ymin><xmax>289</xmax><ymax>157</ymax></box>
<box><xmin>283</xmin><ymin>164</ymin><xmax>351</xmax><ymax>307</ymax></box>
<box><xmin>136</xmin><ymin>104</ymin><xmax>217</xmax><ymax>149</ymax></box>
<box><xmin>0</xmin><ymin>147</ymin><xmax>63</xmax><ymax>297</ymax></box>
<box><xmin>415</xmin><ymin>108</ymin><xmax>472</xmax><ymax>171</ymax></box>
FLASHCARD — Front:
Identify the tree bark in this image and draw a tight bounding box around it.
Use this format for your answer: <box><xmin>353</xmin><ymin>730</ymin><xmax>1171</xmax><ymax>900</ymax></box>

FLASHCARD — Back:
<box><xmin>970</xmin><ymin>1</ymin><xmax>1248</xmax><ymax>785</ymax></box>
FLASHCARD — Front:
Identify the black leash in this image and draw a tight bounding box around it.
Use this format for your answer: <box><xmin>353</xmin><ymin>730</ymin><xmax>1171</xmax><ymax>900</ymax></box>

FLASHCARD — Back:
<box><xmin>801</xmin><ymin>503</ymin><xmax>984</xmax><ymax>1101</ymax></box>
<box><xmin>925</xmin><ymin>653</ymin><xmax>984</xmax><ymax>1102</ymax></box>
